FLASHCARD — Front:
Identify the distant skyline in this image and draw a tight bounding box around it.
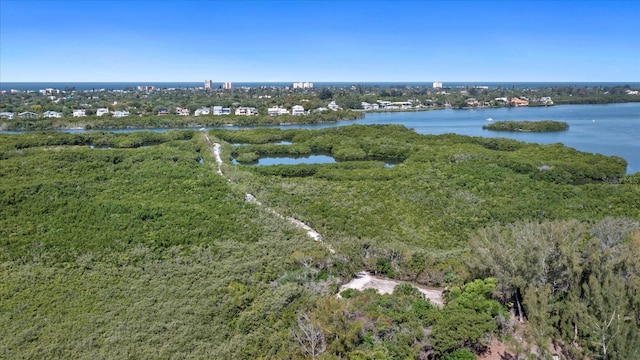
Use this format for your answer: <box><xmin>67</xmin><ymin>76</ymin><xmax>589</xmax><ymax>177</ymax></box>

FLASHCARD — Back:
<box><xmin>1</xmin><ymin>0</ymin><xmax>639</xmax><ymax>83</ymax></box>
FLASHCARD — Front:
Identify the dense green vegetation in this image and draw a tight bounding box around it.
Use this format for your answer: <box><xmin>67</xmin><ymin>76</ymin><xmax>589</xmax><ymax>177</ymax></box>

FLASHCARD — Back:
<box><xmin>1</xmin><ymin>110</ymin><xmax>363</xmax><ymax>131</ymax></box>
<box><xmin>482</xmin><ymin>120</ymin><xmax>569</xmax><ymax>132</ymax></box>
<box><xmin>2</xmin><ymin>126</ymin><xmax>639</xmax><ymax>359</ymax></box>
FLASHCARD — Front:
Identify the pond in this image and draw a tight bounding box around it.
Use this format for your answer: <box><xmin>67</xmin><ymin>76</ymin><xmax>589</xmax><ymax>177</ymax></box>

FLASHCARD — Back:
<box><xmin>233</xmin><ymin>154</ymin><xmax>336</xmax><ymax>166</ymax></box>
<box><xmin>231</xmin><ymin>141</ymin><xmax>292</xmax><ymax>146</ymax></box>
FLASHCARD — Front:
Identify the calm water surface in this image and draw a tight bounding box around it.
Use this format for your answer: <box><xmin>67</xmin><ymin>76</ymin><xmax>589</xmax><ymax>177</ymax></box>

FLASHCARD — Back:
<box><xmin>282</xmin><ymin>103</ymin><xmax>640</xmax><ymax>174</ymax></box>
<box><xmin>233</xmin><ymin>155</ymin><xmax>336</xmax><ymax>166</ymax></box>
<box><xmin>5</xmin><ymin>103</ymin><xmax>638</xmax><ymax>173</ymax></box>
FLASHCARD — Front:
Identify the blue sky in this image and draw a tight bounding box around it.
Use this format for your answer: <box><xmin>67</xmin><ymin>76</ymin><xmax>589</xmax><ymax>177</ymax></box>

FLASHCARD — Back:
<box><xmin>1</xmin><ymin>0</ymin><xmax>638</xmax><ymax>82</ymax></box>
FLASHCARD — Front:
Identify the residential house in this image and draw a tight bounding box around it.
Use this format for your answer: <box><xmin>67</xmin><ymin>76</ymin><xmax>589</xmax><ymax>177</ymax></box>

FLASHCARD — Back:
<box><xmin>392</xmin><ymin>101</ymin><xmax>413</xmax><ymax>109</ymax></box>
<box><xmin>0</xmin><ymin>112</ymin><xmax>15</xmax><ymax>119</ymax></box>
<box><xmin>377</xmin><ymin>100</ymin><xmax>392</xmax><ymax>109</ymax></box>
<box><xmin>510</xmin><ymin>98</ymin><xmax>529</xmax><ymax>107</ymax></box>
<box><xmin>19</xmin><ymin>111</ymin><xmax>40</xmax><ymax>119</ymax></box>
<box><xmin>361</xmin><ymin>102</ymin><xmax>379</xmax><ymax>110</ymax></box>
<box><xmin>112</xmin><ymin>110</ymin><xmax>130</xmax><ymax>118</ymax></box>
<box><xmin>96</xmin><ymin>108</ymin><xmax>110</xmax><ymax>116</ymax></box>
<box><xmin>73</xmin><ymin>109</ymin><xmax>87</xmax><ymax>117</ymax></box>
<box><xmin>175</xmin><ymin>107</ymin><xmax>190</xmax><ymax>116</ymax></box>
<box><xmin>539</xmin><ymin>97</ymin><xmax>554</xmax><ymax>105</ymax></box>
<box><xmin>194</xmin><ymin>107</ymin><xmax>211</xmax><ymax>116</ymax></box>
<box><xmin>466</xmin><ymin>98</ymin><xmax>479</xmax><ymax>107</ymax></box>
<box><xmin>267</xmin><ymin>106</ymin><xmax>289</xmax><ymax>116</ymax></box>
<box><xmin>157</xmin><ymin>108</ymin><xmax>169</xmax><ymax>115</ymax></box>
<box><xmin>235</xmin><ymin>107</ymin><xmax>258</xmax><ymax>116</ymax></box>
<box><xmin>327</xmin><ymin>101</ymin><xmax>341</xmax><ymax>111</ymax></box>
<box><xmin>43</xmin><ymin>110</ymin><xmax>63</xmax><ymax>118</ymax></box>
<box><xmin>213</xmin><ymin>106</ymin><xmax>231</xmax><ymax>115</ymax></box>
<box><xmin>291</xmin><ymin>105</ymin><xmax>305</xmax><ymax>116</ymax></box>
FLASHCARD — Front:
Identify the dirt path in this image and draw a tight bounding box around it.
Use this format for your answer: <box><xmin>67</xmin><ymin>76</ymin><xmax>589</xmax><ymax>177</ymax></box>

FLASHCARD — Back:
<box><xmin>202</xmin><ymin>131</ymin><xmax>223</xmax><ymax>175</ymax></box>
<box><xmin>338</xmin><ymin>272</ymin><xmax>444</xmax><ymax>307</ymax></box>
<box><xmin>201</xmin><ymin>132</ymin><xmax>441</xmax><ymax>300</ymax></box>
<box><xmin>202</xmin><ymin>132</ymin><xmax>332</xmax><ymax>251</ymax></box>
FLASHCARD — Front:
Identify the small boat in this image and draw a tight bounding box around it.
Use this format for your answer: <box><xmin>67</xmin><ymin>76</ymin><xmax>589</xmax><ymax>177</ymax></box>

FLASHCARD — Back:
<box><xmin>486</xmin><ymin>117</ymin><xmax>493</xmax><ymax>121</ymax></box>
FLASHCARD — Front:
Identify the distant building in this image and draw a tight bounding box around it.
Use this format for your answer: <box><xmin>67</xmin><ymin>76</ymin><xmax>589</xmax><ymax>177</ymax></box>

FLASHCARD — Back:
<box><xmin>73</xmin><ymin>109</ymin><xmax>87</xmax><ymax>117</ymax></box>
<box><xmin>39</xmin><ymin>88</ymin><xmax>60</xmax><ymax>95</ymax></box>
<box><xmin>213</xmin><ymin>106</ymin><xmax>231</xmax><ymax>115</ymax></box>
<box><xmin>157</xmin><ymin>107</ymin><xmax>169</xmax><ymax>115</ymax></box>
<box><xmin>377</xmin><ymin>100</ymin><xmax>392</xmax><ymax>109</ymax></box>
<box><xmin>235</xmin><ymin>106</ymin><xmax>258</xmax><ymax>116</ymax></box>
<box><xmin>137</xmin><ymin>85</ymin><xmax>155</xmax><ymax>91</ymax></box>
<box><xmin>222</xmin><ymin>82</ymin><xmax>232</xmax><ymax>90</ymax></box>
<box><xmin>0</xmin><ymin>112</ymin><xmax>14</xmax><ymax>119</ymax></box>
<box><xmin>510</xmin><ymin>98</ymin><xmax>529</xmax><ymax>107</ymax></box>
<box><xmin>43</xmin><ymin>110</ymin><xmax>63</xmax><ymax>118</ymax></box>
<box><xmin>392</xmin><ymin>101</ymin><xmax>413</xmax><ymax>109</ymax></box>
<box><xmin>327</xmin><ymin>101</ymin><xmax>341</xmax><ymax>111</ymax></box>
<box><xmin>194</xmin><ymin>107</ymin><xmax>211</xmax><ymax>116</ymax></box>
<box><xmin>18</xmin><ymin>111</ymin><xmax>39</xmax><ymax>119</ymax></box>
<box><xmin>293</xmin><ymin>82</ymin><xmax>313</xmax><ymax>89</ymax></box>
<box><xmin>539</xmin><ymin>97</ymin><xmax>554</xmax><ymax>105</ymax></box>
<box><xmin>204</xmin><ymin>80</ymin><xmax>213</xmax><ymax>90</ymax></box>
<box><xmin>433</xmin><ymin>81</ymin><xmax>443</xmax><ymax>89</ymax></box>
<box><xmin>466</xmin><ymin>98</ymin><xmax>479</xmax><ymax>107</ymax></box>
<box><xmin>267</xmin><ymin>106</ymin><xmax>289</xmax><ymax>116</ymax></box>
<box><xmin>96</xmin><ymin>108</ymin><xmax>110</xmax><ymax>116</ymax></box>
<box><xmin>292</xmin><ymin>105</ymin><xmax>305</xmax><ymax>115</ymax></box>
<box><xmin>361</xmin><ymin>102</ymin><xmax>379</xmax><ymax>110</ymax></box>
<box><xmin>112</xmin><ymin>110</ymin><xmax>130</xmax><ymax>118</ymax></box>
<box><xmin>175</xmin><ymin>107</ymin><xmax>190</xmax><ymax>116</ymax></box>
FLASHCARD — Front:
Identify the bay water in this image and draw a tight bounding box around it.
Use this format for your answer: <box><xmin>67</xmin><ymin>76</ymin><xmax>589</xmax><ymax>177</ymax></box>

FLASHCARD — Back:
<box><xmin>288</xmin><ymin>103</ymin><xmax>640</xmax><ymax>174</ymax></box>
<box><xmin>3</xmin><ymin>103</ymin><xmax>639</xmax><ymax>174</ymax></box>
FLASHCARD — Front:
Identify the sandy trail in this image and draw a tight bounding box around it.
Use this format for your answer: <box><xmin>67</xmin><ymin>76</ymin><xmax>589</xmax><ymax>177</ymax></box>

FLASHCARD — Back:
<box><xmin>338</xmin><ymin>272</ymin><xmax>444</xmax><ymax>307</ymax></box>
<box><xmin>202</xmin><ymin>133</ymin><xmax>443</xmax><ymax>297</ymax></box>
<box><xmin>201</xmin><ymin>132</ymin><xmax>331</xmax><ymax>250</ymax></box>
<box><xmin>245</xmin><ymin>193</ymin><xmax>334</xmax><ymax>253</ymax></box>
<box><xmin>202</xmin><ymin>131</ymin><xmax>223</xmax><ymax>175</ymax></box>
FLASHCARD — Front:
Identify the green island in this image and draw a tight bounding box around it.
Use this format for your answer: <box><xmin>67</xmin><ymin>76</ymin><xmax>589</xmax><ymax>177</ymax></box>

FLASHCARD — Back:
<box><xmin>482</xmin><ymin>120</ymin><xmax>569</xmax><ymax>132</ymax></box>
<box><xmin>2</xmin><ymin>125</ymin><xmax>639</xmax><ymax>359</ymax></box>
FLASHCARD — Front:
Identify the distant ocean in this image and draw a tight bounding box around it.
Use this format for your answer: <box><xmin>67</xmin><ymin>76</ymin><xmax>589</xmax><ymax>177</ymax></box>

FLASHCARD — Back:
<box><xmin>2</xmin><ymin>82</ymin><xmax>639</xmax><ymax>91</ymax></box>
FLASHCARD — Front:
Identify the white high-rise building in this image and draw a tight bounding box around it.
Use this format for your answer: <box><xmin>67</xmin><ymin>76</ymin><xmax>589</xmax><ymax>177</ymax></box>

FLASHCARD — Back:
<box><xmin>293</xmin><ymin>82</ymin><xmax>313</xmax><ymax>89</ymax></box>
<box><xmin>433</xmin><ymin>81</ymin><xmax>443</xmax><ymax>89</ymax></box>
<box><xmin>204</xmin><ymin>80</ymin><xmax>213</xmax><ymax>90</ymax></box>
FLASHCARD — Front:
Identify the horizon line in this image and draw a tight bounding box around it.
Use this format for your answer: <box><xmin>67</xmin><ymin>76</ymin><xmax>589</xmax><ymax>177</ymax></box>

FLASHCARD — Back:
<box><xmin>2</xmin><ymin>80</ymin><xmax>640</xmax><ymax>84</ymax></box>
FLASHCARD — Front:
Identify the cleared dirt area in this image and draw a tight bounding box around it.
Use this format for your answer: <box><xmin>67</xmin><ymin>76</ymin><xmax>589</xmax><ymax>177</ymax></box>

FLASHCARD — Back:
<box><xmin>338</xmin><ymin>272</ymin><xmax>444</xmax><ymax>307</ymax></box>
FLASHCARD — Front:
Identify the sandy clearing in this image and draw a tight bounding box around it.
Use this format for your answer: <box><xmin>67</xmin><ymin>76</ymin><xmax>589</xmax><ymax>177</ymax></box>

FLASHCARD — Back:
<box><xmin>338</xmin><ymin>272</ymin><xmax>444</xmax><ymax>307</ymax></box>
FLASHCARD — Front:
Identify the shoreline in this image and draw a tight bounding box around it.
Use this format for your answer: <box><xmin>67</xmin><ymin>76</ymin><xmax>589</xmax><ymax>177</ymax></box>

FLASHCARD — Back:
<box><xmin>2</xmin><ymin>100</ymin><xmax>638</xmax><ymax>132</ymax></box>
